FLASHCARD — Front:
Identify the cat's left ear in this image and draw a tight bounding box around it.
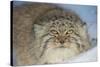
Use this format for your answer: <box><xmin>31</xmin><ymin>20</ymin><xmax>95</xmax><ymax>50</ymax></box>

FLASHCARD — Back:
<box><xmin>82</xmin><ymin>22</ymin><xmax>87</xmax><ymax>29</ymax></box>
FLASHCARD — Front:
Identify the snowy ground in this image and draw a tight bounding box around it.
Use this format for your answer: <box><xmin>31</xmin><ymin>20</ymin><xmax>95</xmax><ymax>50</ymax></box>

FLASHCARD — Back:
<box><xmin>64</xmin><ymin>39</ymin><xmax>97</xmax><ymax>63</ymax></box>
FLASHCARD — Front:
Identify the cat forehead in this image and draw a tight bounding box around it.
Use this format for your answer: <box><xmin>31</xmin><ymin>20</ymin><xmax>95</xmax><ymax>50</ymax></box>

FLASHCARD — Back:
<box><xmin>48</xmin><ymin>19</ymin><xmax>75</xmax><ymax>32</ymax></box>
<box><xmin>50</xmin><ymin>19</ymin><xmax>73</xmax><ymax>27</ymax></box>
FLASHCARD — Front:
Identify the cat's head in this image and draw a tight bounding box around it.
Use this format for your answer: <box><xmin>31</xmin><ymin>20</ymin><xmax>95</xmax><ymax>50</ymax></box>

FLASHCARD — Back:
<box><xmin>33</xmin><ymin>9</ymin><xmax>87</xmax><ymax>49</ymax></box>
<box><xmin>34</xmin><ymin>17</ymin><xmax>85</xmax><ymax>49</ymax></box>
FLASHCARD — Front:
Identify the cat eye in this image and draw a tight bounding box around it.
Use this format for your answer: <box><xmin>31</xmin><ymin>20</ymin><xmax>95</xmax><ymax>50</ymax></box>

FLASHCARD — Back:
<box><xmin>68</xmin><ymin>30</ymin><xmax>73</xmax><ymax>34</ymax></box>
<box><xmin>66</xmin><ymin>30</ymin><xmax>73</xmax><ymax>34</ymax></box>
<box><xmin>50</xmin><ymin>30</ymin><xmax>58</xmax><ymax>35</ymax></box>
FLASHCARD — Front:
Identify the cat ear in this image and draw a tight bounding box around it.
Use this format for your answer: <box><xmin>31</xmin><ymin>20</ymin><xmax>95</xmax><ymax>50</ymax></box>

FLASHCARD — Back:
<box><xmin>34</xmin><ymin>24</ymin><xmax>43</xmax><ymax>30</ymax></box>
<box><xmin>82</xmin><ymin>22</ymin><xmax>87</xmax><ymax>29</ymax></box>
<box><xmin>33</xmin><ymin>24</ymin><xmax>45</xmax><ymax>38</ymax></box>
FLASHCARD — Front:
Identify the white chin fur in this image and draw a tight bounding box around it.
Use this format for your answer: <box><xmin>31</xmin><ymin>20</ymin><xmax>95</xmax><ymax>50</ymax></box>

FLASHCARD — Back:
<box><xmin>39</xmin><ymin>46</ymin><xmax>80</xmax><ymax>64</ymax></box>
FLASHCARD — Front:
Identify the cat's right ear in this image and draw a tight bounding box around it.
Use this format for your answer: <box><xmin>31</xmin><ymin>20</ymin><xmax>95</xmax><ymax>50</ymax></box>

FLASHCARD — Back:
<box><xmin>33</xmin><ymin>24</ymin><xmax>45</xmax><ymax>37</ymax></box>
<box><xmin>33</xmin><ymin>24</ymin><xmax>44</xmax><ymax>31</ymax></box>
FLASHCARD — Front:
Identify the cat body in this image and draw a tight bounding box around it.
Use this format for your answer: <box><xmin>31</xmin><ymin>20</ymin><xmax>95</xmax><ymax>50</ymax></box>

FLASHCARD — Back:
<box><xmin>13</xmin><ymin>2</ymin><xmax>90</xmax><ymax>66</ymax></box>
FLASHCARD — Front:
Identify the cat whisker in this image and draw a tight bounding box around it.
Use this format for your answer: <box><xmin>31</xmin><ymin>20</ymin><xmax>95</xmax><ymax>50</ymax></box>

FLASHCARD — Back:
<box><xmin>40</xmin><ymin>33</ymin><xmax>50</xmax><ymax>39</ymax></box>
<box><xmin>40</xmin><ymin>37</ymin><xmax>54</xmax><ymax>58</ymax></box>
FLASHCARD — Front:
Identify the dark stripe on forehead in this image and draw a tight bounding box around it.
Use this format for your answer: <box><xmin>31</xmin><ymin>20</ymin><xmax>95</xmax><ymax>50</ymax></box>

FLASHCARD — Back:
<box><xmin>67</xmin><ymin>22</ymin><xmax>75</xmax><ymax>28</ymax></box>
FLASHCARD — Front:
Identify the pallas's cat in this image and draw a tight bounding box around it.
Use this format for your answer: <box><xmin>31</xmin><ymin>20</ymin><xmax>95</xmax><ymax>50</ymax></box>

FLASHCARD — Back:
<box><xmin>13</xmin><ymin>3</ymin><xmax>90</xmax><ymax>65</ymax></box>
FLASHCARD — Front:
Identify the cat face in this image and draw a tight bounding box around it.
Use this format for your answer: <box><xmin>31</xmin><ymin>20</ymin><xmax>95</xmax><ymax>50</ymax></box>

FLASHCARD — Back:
<box><xmin>34</xmin><ymin>18</ymin><xmax>81</xmax><ymax>49</ymax></box>
<box><xmin>48</xmin><ymin>19</ymin><xmax>81</xmax><ymax>48</ymax></box>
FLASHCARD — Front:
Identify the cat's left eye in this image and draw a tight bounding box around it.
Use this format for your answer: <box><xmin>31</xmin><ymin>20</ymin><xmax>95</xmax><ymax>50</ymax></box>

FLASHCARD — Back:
<box><xmin>68</xmin><ymin>30</ymin><xmax>73</xmax><ymax>34</ymax></box>
<box><xmin>66</xmin><ymin>30</ymin><xmax>73</xmax><ymax>34</ymax></box>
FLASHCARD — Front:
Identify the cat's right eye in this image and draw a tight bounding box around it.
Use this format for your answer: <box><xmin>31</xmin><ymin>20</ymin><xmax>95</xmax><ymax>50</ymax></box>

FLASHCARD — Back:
<box><xmin>50</xmin><ymin>30</ymin><xmax>58</xmax><ymax>34</ymax></box>
<box><xmin>49</xmin><ymin>30</ymin><xmax>58</xmax><ymax>36</ymax></box>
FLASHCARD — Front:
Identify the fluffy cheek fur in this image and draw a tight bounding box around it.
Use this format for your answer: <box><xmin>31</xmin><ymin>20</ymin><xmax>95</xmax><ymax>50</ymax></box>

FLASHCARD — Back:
<box><xmin>39</xmin><ymin>41</ymin><xmax>80</xmax><ymax>64</ymax></box>
<box><xmin>38</xmin><ymin>35</ymin><xmax>81</xmax><ymax>64</ymax></box>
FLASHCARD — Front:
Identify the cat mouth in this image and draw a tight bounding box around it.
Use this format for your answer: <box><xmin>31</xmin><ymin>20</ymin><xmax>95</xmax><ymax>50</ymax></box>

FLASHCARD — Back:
<box><xmin>57</xmin><ymin>44</ymin><xmax>69</xmax><ymax>48</ymax></box>
<box><xmin>59</xmin><ymin>45</ymin><xmax>65</xmax><ymax>48</ymax></box>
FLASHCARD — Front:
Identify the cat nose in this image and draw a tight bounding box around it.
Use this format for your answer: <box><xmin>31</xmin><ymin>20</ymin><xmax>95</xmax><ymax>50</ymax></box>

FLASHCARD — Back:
<box><xmin>59</xmin><ymin>40</ymin><xmax>64</xmax><ymax>44</ymax></box>
<box><xmin>57</xmin><ymin>36</ymin><xmax>65</xmax><ymax>44</ymax></box>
